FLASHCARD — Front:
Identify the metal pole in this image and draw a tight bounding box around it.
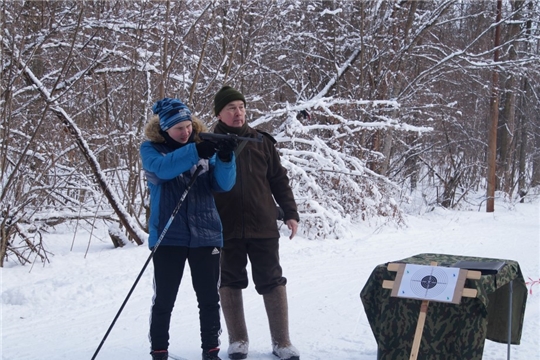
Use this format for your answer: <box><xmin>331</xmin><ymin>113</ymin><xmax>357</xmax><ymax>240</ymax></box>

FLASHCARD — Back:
<box><xmin>91</xmin><ymin>165</ymin><xmax>203</xmax><ymax>360</ymax></box>
<box><xmin>507</xmin><ymin>279</ymin><xmax>513</xmax><ymax>360</ymax></box>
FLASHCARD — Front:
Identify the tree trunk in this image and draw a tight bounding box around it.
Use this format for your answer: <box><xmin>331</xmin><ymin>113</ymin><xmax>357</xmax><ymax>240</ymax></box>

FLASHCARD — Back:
<box><xmin>0</xmin><ymin>218</ymin><xmax>9</xmax><ymax>268</ymax></box>
<box><xmin>486</xmin><ymin>0</ymin><xmax>502</xmax><ymax>213</ymax></box>
<box><xmin>532</xmin><ymin>113</ymin><xmax>540</xmax><ymax>188</ymax></box>
<box><xmin>500</xmin><ymin>0</ymin><xmax>522</xmax><ymax>196</ymax></box>
<box><xmin>517</xmin><ymin>79</ymin><xmax>528</xmax><ymax>202</ymax></box>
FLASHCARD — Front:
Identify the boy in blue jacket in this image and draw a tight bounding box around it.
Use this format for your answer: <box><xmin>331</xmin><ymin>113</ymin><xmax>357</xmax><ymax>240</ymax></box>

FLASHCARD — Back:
<box><xmin>140</xmin><ymin>98</ymin><xmax>237</xmax><ymax>360</ymax></box>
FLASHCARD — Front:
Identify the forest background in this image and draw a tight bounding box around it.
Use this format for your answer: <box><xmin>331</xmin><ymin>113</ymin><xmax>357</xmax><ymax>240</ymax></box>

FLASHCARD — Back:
<box><xmin>1</xmin><ymin>0</ymin><xmax>539</xmax><ymax>266</ymax></box>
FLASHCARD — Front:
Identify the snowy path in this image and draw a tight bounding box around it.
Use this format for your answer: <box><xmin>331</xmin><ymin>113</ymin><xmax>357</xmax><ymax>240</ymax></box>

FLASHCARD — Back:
<box><xmin>1</xmin><ymin>200</ymin><xmax>539</xmax><ymax>359</ymax></box>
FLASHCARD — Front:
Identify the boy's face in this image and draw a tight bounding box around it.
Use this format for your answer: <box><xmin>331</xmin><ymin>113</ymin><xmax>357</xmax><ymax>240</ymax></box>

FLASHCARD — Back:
<box><xmin>166</xmin><ymin>121</ymin><xmax>192</xmax><ymax>143</ymax></box>
<box><xmin>217</xmin><ymin>100</ymin><xmax>245</xmax><ymax>128</ymax></box>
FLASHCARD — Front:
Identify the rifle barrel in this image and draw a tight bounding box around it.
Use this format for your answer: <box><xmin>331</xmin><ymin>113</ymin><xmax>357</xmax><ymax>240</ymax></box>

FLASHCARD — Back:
<box><xmin>200</xmin><ymin>132</ymin><xmax>263</xmax><ymax>143</ymax></box>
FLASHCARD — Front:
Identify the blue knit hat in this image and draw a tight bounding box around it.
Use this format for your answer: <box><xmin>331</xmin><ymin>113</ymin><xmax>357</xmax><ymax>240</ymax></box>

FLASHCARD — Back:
<box><xmin>152</xmin><ymin>98</ymin><xmax>192</xmax><ymax>131</ymax></box>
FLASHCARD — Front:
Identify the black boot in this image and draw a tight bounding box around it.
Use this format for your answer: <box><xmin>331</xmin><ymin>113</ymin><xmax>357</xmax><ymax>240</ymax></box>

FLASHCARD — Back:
<box><xmin>150</xmin><ymin>350</ymin><xmax>168</xmax><ymax>360</ymax></box>
<box><xmin>202</xmin><ymin>347</ymin><xmax>222</xmax><ymax>360</ymax></box>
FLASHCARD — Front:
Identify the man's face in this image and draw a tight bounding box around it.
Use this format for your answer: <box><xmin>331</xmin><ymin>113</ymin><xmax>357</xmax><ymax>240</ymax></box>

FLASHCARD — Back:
<box><xmin>217</xmin><ymin>100</ymin><xmax>245</xmax><ymax>127</ymax></box>
<box><xmin>166</xmin><ymin>121</ymin><xmax>192</xmax><ymax>143</ymax></box>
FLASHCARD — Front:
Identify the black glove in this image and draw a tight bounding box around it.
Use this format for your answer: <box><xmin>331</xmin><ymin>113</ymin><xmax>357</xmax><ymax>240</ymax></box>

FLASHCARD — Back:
<box><xmin>195</xmin><ymin>141</ymin><xmax>217</xmax><ymax>159</ymax></box>
<box><xmin>217</xmin><ymin>138</ymin><xmax>238</xmax><ymax>162</ymax></box>
<box><xmin>276</xmin><ymin>206</ymin><xmax>285</xmax><ymax>221</ymax></box>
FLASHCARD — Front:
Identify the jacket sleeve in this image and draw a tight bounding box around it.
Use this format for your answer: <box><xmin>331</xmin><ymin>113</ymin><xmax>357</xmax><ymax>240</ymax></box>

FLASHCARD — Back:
<box><xmin>266</xmin><ymin>141</ymin><xmax>300</xmax><ymax>222</ymax></box>
<box><xmin>140</xmin><ymin>141</ymin><xmax>199</xmax><ymax>180</ymax></box>
<box><xmin>211</xmin><ymin>153</ymin><xmax>236</xmax><ymax>192</ymax></box>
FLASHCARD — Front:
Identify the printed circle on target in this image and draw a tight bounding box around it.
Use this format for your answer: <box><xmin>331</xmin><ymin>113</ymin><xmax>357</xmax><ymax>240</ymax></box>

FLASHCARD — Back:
<box><xmin>410</xmin><ymin>267</ymin><xmax>449</xmax><ymax>298</ymax></box>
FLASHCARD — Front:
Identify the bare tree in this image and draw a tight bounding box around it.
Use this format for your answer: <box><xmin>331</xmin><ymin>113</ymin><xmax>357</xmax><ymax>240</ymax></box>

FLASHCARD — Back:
<box><xmin>487</xmin><ymin>0</ymin><xmax>503</xmax><ymax>213</ymax></box>
<box><xmin>1</xmin><ymin>0</ymin><xmax>539</xmax><ymax>263</ymax></box>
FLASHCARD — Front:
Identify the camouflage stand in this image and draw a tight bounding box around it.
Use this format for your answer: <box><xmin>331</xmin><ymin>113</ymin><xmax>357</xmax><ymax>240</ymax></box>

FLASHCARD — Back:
<box><xmin>382</xmin><ymin>262</ymin><xmax>481</xmax><ymax>360</ymax></box>
<box><xmin>360</xmin><ymin>253</ymin><xmax>527</xmax><ymax>360</ymax></box>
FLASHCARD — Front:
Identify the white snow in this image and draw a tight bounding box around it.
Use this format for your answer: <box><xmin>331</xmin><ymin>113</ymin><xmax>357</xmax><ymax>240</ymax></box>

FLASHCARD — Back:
<box><xmin>1</xmin><ymin>198</ymin><xmax>539</xmax><ymax>360</ymax></box>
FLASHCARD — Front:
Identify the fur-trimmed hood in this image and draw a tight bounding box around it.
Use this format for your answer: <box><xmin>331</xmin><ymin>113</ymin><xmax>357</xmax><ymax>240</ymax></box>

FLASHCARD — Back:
<box><xmin>144</xmin><ymin>114</ymin><xmax>208</xmax><ymax>143</ymax></box>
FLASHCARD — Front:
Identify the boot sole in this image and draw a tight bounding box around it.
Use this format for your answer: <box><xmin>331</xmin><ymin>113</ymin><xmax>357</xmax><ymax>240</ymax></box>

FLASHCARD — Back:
<box><xmin>228</xmin><ymin>354</ymin><xmax>247</xmax><ymax>360</ymax></box>
<box><xmin>272</xmin><ymin>351</ymin><xmax>300</xmax><ymax>360</ymax></box>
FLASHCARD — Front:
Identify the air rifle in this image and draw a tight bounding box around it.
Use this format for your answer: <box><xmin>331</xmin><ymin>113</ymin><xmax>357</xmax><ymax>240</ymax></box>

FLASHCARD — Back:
<box><xmin>199</xmin><ymin>132</ymin><xmax>263</xmax><ymax>143</ymax></box>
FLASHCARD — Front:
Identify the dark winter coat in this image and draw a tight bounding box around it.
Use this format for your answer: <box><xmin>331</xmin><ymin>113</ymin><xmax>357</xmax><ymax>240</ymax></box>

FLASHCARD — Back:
<box><xmin>212</xmin><ymin>121</ymin><xmax>299</xmax><ymax>240</ymax></box>
<box><xmin>141</xmin><ymin>116</ymin><xmax>236</xmax><ymax>249</ymax></box>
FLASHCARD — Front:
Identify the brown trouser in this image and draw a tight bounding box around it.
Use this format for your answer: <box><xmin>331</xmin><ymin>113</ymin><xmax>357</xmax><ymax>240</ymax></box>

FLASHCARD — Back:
<box><xmin>220</xmin><ymin>237</ymin><xmax>287</xmax><ymax>294</ymax></box>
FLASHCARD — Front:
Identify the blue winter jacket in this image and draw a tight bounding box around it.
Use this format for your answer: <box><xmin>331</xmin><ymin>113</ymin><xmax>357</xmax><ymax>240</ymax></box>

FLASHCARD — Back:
<box><xmin>140</xmin><ymin>136</ymin><xmax>236</xmax><ymax>249</ymax></box>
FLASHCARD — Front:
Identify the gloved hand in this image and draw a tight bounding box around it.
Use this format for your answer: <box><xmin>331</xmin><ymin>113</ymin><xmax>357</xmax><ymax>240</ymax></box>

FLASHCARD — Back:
<box><xmin>217</xmin><ymin>138</ymin><xmax>238</xmax><ymax>162</ymax></box>
<box><xmin>195</xmin><ymin>140</ymin><xmax>217</xmax><ymax>159</ymax></box>
<box><xmin>276</xmin><ymin>206</ymin><xmax>285</xmax><ymax>221</ymax></box>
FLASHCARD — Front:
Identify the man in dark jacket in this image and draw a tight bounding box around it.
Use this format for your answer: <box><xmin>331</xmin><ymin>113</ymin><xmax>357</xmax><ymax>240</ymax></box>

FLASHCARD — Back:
<box><xmin>141</xmin><ymin>97</ymin><xmax>237</xmax><ymax>360</ymax></box>
<box><xmin>212</xmin><ymin>86</ymin><xmax>300</xmax><ymax>360</ymax></box>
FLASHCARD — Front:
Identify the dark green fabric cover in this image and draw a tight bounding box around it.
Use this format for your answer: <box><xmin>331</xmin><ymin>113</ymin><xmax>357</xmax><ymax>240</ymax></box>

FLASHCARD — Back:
<box><xmin>360</xmin><ymin>253</ymin><xmax>527</xmax><ymax>360</ymax></box>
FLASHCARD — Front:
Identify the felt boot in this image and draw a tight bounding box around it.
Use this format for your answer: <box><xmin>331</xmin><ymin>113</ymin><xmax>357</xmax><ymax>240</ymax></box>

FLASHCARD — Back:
<box><xmin>263</xmin><ymin>286</ymin><xmax>300</xmax><ymax>360</ymax></box>
<box><xmin>220</xmin><ymin>287</ymin><xmax>249</xmax><ymax>360</ymax></box>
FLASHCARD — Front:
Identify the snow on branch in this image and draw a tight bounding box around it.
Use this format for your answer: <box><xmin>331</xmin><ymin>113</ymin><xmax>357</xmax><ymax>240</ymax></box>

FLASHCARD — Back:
<box><xmin>11</xmin><ymin>46</ymin><xmax>148</xmax><ymax>246</ymax></box>
<box><xmin>255</xmin><ymin>96</ymin><xmax>424</xmax><ymax>239</ymax></box>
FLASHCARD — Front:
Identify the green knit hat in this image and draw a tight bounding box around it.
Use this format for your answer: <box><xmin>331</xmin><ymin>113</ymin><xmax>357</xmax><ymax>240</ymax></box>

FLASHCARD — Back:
<box><xmin>214</xmin><ymin>86</ymin><xmax>246</xmax><ymax>116</ymax></box>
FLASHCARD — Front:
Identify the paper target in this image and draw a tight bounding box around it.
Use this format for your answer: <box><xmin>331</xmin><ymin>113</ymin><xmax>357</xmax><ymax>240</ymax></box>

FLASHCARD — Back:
<box><xmin>395</xmin><ymin>264</ymin><xmax>462</xmax><ymax>303</ymax></box>
<box><xmin>410</xmin><ymin>267</ymin><xmax>449</xmax><ymax>299</ymax></box>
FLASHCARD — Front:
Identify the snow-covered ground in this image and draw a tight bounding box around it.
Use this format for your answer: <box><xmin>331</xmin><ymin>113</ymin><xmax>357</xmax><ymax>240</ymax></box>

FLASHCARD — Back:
<box><xmin>1</xmin><ymin>198</ymin><xmax>539</xmax><ymax>360</ymax></box>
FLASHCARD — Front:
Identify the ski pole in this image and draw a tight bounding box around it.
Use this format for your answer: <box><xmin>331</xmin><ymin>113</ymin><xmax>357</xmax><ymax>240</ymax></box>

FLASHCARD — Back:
<box><xmin>91</xmin><ymin>165</ymin><xmax>204</xmax><ymax>360</ymax></box>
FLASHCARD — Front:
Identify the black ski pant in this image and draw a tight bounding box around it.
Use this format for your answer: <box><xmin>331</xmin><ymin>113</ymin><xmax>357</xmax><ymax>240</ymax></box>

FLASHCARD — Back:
<box><xmin>149</xmin><ymin>245</ymin><xmax>221</xmax><ymax>351</ymax></box>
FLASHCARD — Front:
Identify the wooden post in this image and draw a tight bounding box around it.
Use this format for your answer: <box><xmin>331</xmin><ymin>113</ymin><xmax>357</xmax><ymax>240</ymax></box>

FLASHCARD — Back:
<box><xmin>409</xmin><ymin>261</ymin><xmax>437</xmax><ymax>360</ymax></box>
<box><xmin>410</xmin><ymin>298</ymin><xmax>430</xmax><ymax>359</ymax></box>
